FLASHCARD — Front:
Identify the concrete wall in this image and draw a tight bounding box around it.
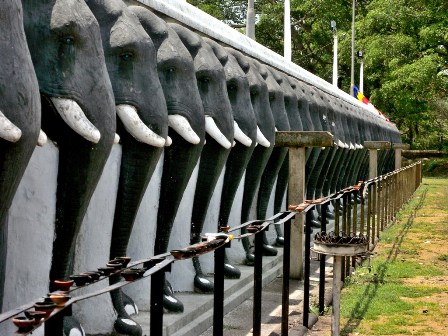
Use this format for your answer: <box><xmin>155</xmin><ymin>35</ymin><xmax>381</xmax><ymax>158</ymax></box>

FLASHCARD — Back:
<box><xmin>1</xmin><ymin>139</ymin><xmax>279</xmax><ymax>334</ymax></box>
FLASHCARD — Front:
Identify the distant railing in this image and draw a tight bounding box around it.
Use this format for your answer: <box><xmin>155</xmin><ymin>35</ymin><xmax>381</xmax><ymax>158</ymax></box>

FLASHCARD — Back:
<box><xmin>289</xmin><ymin>161</ymin><xmax>422</xmax><ymax>329</ymax></box>
<box><xmin>0</xmin><ymin>162</ymin><xmax>422</xmax><ymax>336</ymax></box>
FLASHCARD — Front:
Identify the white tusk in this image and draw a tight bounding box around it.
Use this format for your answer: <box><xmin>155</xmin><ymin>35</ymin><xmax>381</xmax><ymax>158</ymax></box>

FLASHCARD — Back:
<box><xmin>116</xmin><ymin>104</ymin><xmax>165</xmax><ymax>148</ymax></box>
<box><xmin>233</xmin><ymin>121</ymin><xmax>252</xmax><ymax>147</ymax></box>
<box><xmin>37</xmin><ymin>130</ymin><xmax>47</xmax><ymax>146</ymax></box>
<box><xmin>349</xmin><ymin>143</ymin><xmax>355</xmax><ymax>150</ymax></box>
<box><xmin>233</xmin><ymin>140</ymin><xmax>236</xmax><ymax>147</ymax></box>
<box><xmin>0</xmin><ymin>110</ymin><xmax>22</xmax><ymax>143</ymax></box>
<box><xmin>165</xmin><ymin>136</ymin><xmax>172</xmax><ymax>147</ymax></box>
<box><xmin>256</xmin><ymin>126</ymin><xmax>271</xmax><ymax>147</ymax></box>
<box><xmin>50</xmin><ymin>97</ymin><xmax>101</xmax><ymax>143</ymax></box>
<box><xmin>114</xmin><ymin>133</ymin><xmax>120</xmax><ymax>144</ymax></box>
<box><xmin>205</xmin><ymin>116</ymin><xmax>231</xmax><ymax>149</ymax></box>
<box><xmin>168</xmin><ymin>114</ymin><xmax>200</xmax><ymax>145</ymax></box>
<box><xmin>337</xmin><ymin>139</ymin><xmax>345</xmax><ymax>148</ymax></box>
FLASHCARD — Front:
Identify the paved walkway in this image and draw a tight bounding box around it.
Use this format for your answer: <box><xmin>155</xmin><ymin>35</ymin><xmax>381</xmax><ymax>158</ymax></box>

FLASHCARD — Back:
<box><xmin>199</xmin><ymin>258</ymin><xmax>334</xmax><ymax>336</ymax></box>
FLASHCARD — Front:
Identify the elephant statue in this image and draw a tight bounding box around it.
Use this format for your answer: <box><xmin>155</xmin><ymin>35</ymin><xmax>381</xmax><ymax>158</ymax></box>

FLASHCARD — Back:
<box><xmin>272</xmin><ymin>72</ymin><xmax>305</xmax><ymax>243</ymax></box>
<box><xmin>169</xmin><ymin>24</ymin><xmax>234</xmax><ymax>294</ymax></box>
<box><xmin>0</xmin><ymin>0</ymin><xmax>41</xmax><ymax>310</ymax></box>
<box><xmin>132</xmin><ymin>9</ymin><xmax>206</xmax><ymax>312</ymax></box>
<box><xmin>254</xmin><ymin>64</ymin><xmax>290</xmax><ymax>255</ymax></box>
<box><xmin>238</xmin><ymin>57</ymin><xmax>275</xmax><ymax>264</ymax></box>
<box><xmin>85</xmin><ymin>1</ymin><xmax>169</xmax><ymax>334</ymax></box>
<box><xmin>22</xmin><ymin>0</ymin><xmax>116</xmax><ymax>333</ymax></box>
<box><xmin>215</xmin><ymin>47</ymin><xmax>258</xmax><ymax>278</ymax></box>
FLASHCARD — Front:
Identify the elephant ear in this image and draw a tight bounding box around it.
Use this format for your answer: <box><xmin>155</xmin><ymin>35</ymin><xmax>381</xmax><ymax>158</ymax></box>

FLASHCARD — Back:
<box><xmin>252</xmin><ymin>60</ymin><xmax>269</xmax><ymax>80</ymax></box>
<box><xmin>287</xmin><ymin>75</ymin><xmax>297</xmax><ymax>89</ymax></box>
<box><xmin>168</xmin><ymin>23</ymin><xmax>202</xmax><ymax>58</ymax></box>
<box><xmin>203</xmin><ymin>37</ymin><xmax>228</xmax><ymax>66</ymax></box>
<box><xmin>270</xmin><ymin>68</ymin><xmax>284</xmax><ymax>85</ymax></box>
<box><xmin>128</xmin><ymin>6</ymin><xmax>168</xmax><ymax>50</ymax></box>
<box><xmin>225</xmin><ymin>47</ymin><xmax>250</xmax><ymax>74</ymax></box>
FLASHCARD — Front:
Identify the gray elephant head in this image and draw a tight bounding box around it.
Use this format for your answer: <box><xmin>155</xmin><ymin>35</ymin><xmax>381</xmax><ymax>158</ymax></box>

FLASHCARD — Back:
<box><xmin>132</xmin><ymin>9</ymin><xmax>205</xmax><ymax>312</ymax></box>
<box><xmin>304</xmin><ymin>84</ymin><xmax>324</xmax><ymax>132</ymax></box>
<box><xmin>0</xmin><ymin>0</ymin><xmax>41</xmax><ymax>309</ymax></box>
<box><xmin>327</xmin><ymin>94</ymin><xmax>349</xmax><ymax>149</ymax></box>
<box><xmin>22</xmin><ymin>0</ymin><xmax>116</xmax><ymax>287</ymax></box>
<box><xmin>272</xmin><ymin>72</ymin><xmax>304</xmax><ymax>228</ymax></box>
<box><xmin>227</xmin><ymin>55</ymin><xmax>274</xmax><ymax>262</ymax></box>
<box><xmin>215</xmin><ymin>47</ymin><xmax>258</xmax><ymax>237</ymax></box>
<box><xmin>85</xmin><ymin>1</ymin><xmax>169</xmax><ymax>333</ymax></box>
<box><xmin>254</xmin><ymin>64</ymin><xmax>290</xmax><ymax>223</ymax></box>
<box><xmin>171</xmin><ymin>24</ymin><xmax>233</xmax><ymax>149</ymax></box>
<box><xmin>134</xmin><ymin>9</ymin><xmax>206</xmax><ymax>250</ymax></box>
<box><xmin>277</xmin><ymin>72</ymin><xmax>303</xmax><ymax>132</ymax></box>
<box><xmin>287</xmin><ymin>77</ymin><xmax>314</xmax><ymax>131</ymax></box>
<box><xmin>169</xmin><ymin>24</ymin><xmax>235</xmax><ymax>293</ymax></box>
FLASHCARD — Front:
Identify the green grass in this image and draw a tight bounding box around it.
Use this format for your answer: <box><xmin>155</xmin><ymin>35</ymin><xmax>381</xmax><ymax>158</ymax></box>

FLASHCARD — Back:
<box><xmin>337</xmin><ymin>177</ymin><xmax>448</xmax><ymax>336</ymax></box>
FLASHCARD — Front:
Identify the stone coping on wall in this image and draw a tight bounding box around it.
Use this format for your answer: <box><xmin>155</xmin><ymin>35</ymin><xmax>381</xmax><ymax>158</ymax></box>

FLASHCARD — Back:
<box><xmin>274</xmin><ymin>131</ymin><xmax>334</xmax><ymax>148</ymax></box>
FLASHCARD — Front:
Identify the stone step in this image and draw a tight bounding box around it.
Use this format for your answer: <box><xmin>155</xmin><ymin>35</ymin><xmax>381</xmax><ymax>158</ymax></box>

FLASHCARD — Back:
<box><xmin>133</xmin><ymin>248</ymin><xmax>285</xmax><ymax>336</ymax></box>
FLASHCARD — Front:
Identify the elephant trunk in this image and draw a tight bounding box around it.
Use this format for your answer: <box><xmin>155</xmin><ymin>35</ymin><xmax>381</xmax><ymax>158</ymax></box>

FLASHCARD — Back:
<box><xmin>44</xmin><ymin>93</ymin><xmax>115</xmax><ymax>289</ymax></box>
<box><xmin>274</xmin><ymin>157</ymin><xmax>289</xmax><ymax>215</ymax></box>
<box><xmin>154</xmin><ymin>131</ymin><xmax>204</xmax><ymax>255</ymax></box>
<box><xmin>110</xmin><ymin>135</ymin><xmax>163</xmax><ymax>260</ymax></box>
<box><xmin>49</xmin><ymin>136</ymin><xmax>113</xmax><ymax>287</ymax></box>
<box><xmin>190</xmin><ymin>137</ymin><xmax>230</xmax><ymax>245</ymax></box>
<box><xmin>241</xmin><ymin>146</ymin><xmax>273</xmax><ymax>223</ymax></box>
<box><xmin>218</xmin><ymin>143</ymin><xmax>255</xmax><ymax>226</ymax></box>
<box><xmin>257</xmin><ymin>147</ymin><xmax>288</xmax><ymax>219</ymax></box>
<box><xmin>0</xmin><ymin>217</ymin><xmax>7</xmax><ymax>307</ymax></box>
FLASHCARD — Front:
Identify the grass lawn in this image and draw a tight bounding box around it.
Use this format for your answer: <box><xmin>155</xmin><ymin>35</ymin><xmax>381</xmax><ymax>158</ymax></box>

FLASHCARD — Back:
<box><xmin>339</xmin><ymin>178</ymin><xmax>448</xmax><ymax>336</ymax></box>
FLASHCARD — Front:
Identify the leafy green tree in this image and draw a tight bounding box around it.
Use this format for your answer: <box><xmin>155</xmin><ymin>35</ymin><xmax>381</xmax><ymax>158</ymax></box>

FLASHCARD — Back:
<box><xmin>187</xmin><ymin>0</ymin><xmax>448</xmax><ymax>149</ymax></box>
<box><xmin>353</xmin><ymin>0</ymin><xmax>448</xmax><ymax>147</ymax></box>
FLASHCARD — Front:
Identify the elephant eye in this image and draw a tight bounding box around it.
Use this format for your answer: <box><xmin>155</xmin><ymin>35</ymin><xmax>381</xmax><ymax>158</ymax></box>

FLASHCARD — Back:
<box><xmin>120</xmin><ymin>52</ymin><xmax>134</xmax><ymax>61</ymax></box>
<box><xmin>62</xmin><ymin>36</ymin><xmax>74</xmax><ymax>45</ymax></box>
<box><xmin>227</xmin><ymin>84</ymin><xmax>237</xmax><ymax>91</ymax></box>
<box><xmin>163</xmin><ymin>66</ymin><xmax>176</xmax><ymax>80</ymax></box>
<box><xmin>199</xmin><ymin>77</ymin><xmax>210</xmax><ymax>84</ymax></box>
<box><xmin>269</xmin><ymin>93</ymin><xmax>275</xmax><ymax>101</ymax></box>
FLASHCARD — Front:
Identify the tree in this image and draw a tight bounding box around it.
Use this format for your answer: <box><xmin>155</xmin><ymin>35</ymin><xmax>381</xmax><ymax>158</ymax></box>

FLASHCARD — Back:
<box><xmin>187</xmin><ymin>0</ymin><xmax>448</xmax><ymax>148</ymax></box>
<box><xmin>352</xmin><ymin>0</ymin><xmax>448</xmax><ymax>147</ymax></box>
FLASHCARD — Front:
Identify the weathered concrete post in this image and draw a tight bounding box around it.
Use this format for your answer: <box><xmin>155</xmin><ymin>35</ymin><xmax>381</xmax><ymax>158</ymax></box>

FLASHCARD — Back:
<box><xmin>364</xmin><ymin>141</ymin><xmax>391</xmax><ymax>179</ymax></box>
<box><xmin>275</xmin><ymin>131</ymin><xmax>333</xmax><ymax>279</ymax></box>
<box><xmin>393</xmin><ymin>143</ymin><xmax>410</xmax><ymax>170</ymax></box>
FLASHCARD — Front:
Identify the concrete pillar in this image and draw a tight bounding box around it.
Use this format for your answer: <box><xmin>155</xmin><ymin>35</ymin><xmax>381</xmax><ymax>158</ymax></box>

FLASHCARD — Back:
<box><xmin>392</xmin><ymin>143</ymin><xmax>410</xmax><ymax>170</ymax></box>
<box><xmin>369</xmin><ymin>149</ymin><xmax>378</xmax><ymax>180</ymax></box>
<box><xmin>364</xmin><ymin>141</ymin><xmax>391</xmax><ymax>179</ymax></box>
<box><xmin>275</xmin><ymin>131</ymin><xmax>333</xmax><ymax>279</ymax></box>
<box><xmin>288</xmin><ymin>147</ymin><xmax>305</xmax><ymax>280</ymax></box>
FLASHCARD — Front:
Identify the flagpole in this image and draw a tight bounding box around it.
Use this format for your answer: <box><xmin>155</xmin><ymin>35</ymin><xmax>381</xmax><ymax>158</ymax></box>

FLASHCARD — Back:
<box><xmin>359</xmin><ymin>53</ymin><xmax>364</xmax><ymax>92</ymax></box>
<box><xmin>284</xmin><ymin>0</ymin><xmax>291</xmax><ymax>61</ymax></box>
<box><xmin>247</xmin><ymin>0</ymin><xmax>255</xmax><ymax>40</ymax></box>
<box><xmin>331</xmin><ymin>21</ymin><xmax>338</xmax><ymax>87</ymax></box>
<box><xmin>350</xmin><ymin>0</ymin><xmax>355</xmax><ymax>96</ymax></box>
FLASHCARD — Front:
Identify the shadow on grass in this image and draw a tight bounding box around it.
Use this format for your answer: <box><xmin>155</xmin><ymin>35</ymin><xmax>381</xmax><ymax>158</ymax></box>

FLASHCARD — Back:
<box><xmin>340</xmin><ymin>188</ymin><xmax>427</xmax><ymax>335</ymax></box>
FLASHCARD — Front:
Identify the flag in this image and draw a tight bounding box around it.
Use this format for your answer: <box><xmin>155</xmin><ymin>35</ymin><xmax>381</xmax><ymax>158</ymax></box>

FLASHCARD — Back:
<box><xmin>353</xmin><ymin>85</ymin><xmax>391</xmax><ymax>122</ymax></box>
<box><xmin>353</xmin><ymin>85</ymin><xmax>370</xmax><ymax>105</ymax></box>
